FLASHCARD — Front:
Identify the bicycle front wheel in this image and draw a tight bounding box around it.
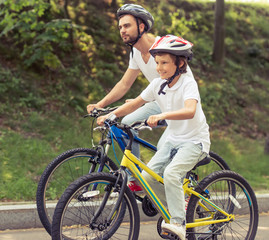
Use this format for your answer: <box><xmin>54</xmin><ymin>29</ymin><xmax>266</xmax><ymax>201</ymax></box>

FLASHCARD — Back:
<box><xmin>36</xmin><ymin>148</ymin><xmax>118</xmax><ymax>235</ymax></box>
<box><xmin>51</xmin><ymin>172</ymin><xmax>140</xmax><ymax>240</ymax></box>
<box><xmin>186</xmin><ymin>170</ymin><xmax>258</xmax><ymax>240</ymax></box>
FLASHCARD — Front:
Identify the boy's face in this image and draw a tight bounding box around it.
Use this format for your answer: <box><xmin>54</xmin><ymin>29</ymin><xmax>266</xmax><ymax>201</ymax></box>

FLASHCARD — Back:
<box><xmin>155</xmin><ymin>53</ymin><xmax>177</xmax><ymax>80</ymax></box>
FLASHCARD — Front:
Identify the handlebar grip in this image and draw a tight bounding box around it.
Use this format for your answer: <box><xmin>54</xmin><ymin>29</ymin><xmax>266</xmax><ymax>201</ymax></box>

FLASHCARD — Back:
<box><xmin>145</xmin><ymin>119</ymin><xmax>166</xmax><ymax>126</ymax></box>
<box><xmin>157</xmin><ymin>120</ymin><xmax>166</xmax><ymax>126</ymax></box>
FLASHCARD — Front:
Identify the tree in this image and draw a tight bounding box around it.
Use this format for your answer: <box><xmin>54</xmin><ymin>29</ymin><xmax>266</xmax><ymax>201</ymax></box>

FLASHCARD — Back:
<box><xmin>212</xmin><ymin>0</ymin><xmax>225</xmax><ymax>65</ymax></box>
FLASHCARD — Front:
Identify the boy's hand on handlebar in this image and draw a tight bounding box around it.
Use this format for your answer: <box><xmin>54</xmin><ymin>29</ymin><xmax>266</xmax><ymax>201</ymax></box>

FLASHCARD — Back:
<box><xmin>97</xmin><ymin>115</ymin><xmax>108</xmax><ymax>126</ymax></box>
<box><xmin>147</xmin><ymin>114</ymin><xmax>166</xmax><ymax>127</ymax></box>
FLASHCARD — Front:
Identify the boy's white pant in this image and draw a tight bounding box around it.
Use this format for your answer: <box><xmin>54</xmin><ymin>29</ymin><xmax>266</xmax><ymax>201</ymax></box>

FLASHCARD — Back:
<box><xmin>142</xmin><ymin>141</ymin><xmax>206</xmax><ymax>225</ymax></box>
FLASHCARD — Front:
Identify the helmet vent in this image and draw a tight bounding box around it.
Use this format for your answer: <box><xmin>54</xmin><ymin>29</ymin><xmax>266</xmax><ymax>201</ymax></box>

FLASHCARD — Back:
<box><xmin>171</xmin><ymin>44</ymin><xmax>185</xmax><ymax>48</ymax></box>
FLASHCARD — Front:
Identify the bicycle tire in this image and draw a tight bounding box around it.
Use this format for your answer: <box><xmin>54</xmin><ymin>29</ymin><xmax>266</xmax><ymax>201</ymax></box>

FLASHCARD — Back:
<box><xmin>36</xmin><ymin>148</ymin><xmax>118</xmax><ymax>235</ymax></box>
<box><xmin>209</xmin><ymin>151</ymin><xmax>230</xmax><ymax>170</ymax></box>
<box><xmin>51</xmin><ymin>172</ymin><xmax>140</xmax><ymax>240</ymax></box>
<box><xmin>186</xmin><ymin>170</ymin><xmax>258</xmax><ymax>240</ymax></box>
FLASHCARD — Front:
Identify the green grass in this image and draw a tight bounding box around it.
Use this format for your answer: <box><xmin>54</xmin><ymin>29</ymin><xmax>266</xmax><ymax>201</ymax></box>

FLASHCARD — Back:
<box><xmin>211</xmin><ymin>131</ymin><xmax>269</xmax><ymax>190</ymax></box>
<box><xmin>0</xmin><ymin>113</ymin><xmax>91</xmax><ymax>201</ymax></box>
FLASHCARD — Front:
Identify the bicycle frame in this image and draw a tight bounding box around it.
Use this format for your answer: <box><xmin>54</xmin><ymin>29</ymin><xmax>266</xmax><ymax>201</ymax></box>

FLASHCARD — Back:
<box><xmin>108</xmin><ymin>125</ymin><xmax>157</xmax><ymax>152</ymax></box>
<box><xmin>120</xmin><ymin>148</ymin><xmax>234</xmax><ymax>229</ymax></box>
<box><xmin>89</xmin><ymin>120</ymin><xmax>158</xmax><ymax>192</ymax></box>
<box><xmin>91</xmin><ymin>124</ymin><xmax>157</xmax><ymax>178</ymax></box>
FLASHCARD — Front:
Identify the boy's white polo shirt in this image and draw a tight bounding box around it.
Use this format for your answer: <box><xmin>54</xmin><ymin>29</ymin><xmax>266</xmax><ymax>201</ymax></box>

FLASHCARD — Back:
<box><xmin>140</xmin><ymin>74</ymin><xmax>210</xmax><ymax>153</ymax></box>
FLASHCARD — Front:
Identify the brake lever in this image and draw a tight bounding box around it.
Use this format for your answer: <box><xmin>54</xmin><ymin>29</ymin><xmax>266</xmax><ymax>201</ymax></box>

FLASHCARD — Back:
<box><xmin>134</xmin><ymin>125</ymin><xmax>152</xmax><ymax>131</ymax></box>
<box><xmin>93</xmin><ymin>126</ymin><xmax>107</xmax><ymax>131</ymax></box>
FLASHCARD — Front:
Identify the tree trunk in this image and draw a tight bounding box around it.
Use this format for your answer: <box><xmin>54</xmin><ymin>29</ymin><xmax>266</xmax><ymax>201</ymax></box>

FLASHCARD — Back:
<box><xmin>265</xmin><ymin>135</ymin><xmax>269</xmax><ymax>154</ymax></box>
<box><xmin>212</xmin><ymin>0</ymin><xmax>225</xmax><ymax>65</ymax></box>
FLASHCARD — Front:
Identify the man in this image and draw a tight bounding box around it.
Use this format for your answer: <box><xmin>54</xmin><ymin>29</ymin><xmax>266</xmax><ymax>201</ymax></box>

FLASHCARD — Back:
<box><xmin>87</xmin><ymin>4</ymin><xmax>158</xmax><ymax>114</ymax></box>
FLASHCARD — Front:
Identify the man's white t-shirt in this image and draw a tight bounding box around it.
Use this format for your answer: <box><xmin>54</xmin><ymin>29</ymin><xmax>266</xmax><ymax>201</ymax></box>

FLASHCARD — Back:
<box><xmin>128</xmin><ymin>46</ymin><xmax>160</xmax><ymax>82</ymax></box>
<box><xmin>140</xmin><ymin>74</ymin><xmax>210</xmax><ymax>153</ymax></box>
<box><xmin>128</xmin><ymin>37</ymin><xmax>194</xmax><ymax>83</ymax></box>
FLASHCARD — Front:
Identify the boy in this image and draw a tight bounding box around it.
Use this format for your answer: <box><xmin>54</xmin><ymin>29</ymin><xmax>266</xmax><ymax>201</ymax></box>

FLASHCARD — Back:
<box><xmin>97</xmin><ymin>35</ymin><xmax>210</xmax><ymax>239</ymax></box>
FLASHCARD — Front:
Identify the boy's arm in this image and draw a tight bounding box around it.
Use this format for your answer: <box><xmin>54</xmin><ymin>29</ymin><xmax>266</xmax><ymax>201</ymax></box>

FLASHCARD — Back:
<box><xmin>147</xmin><ymin>99</ymin><xmax>197</xmax><ymax>127</ymax></box>
<box><xmin>97</xmin><ymin>96</ymin><xmax>146</xmax><ymax>125</ymax></box>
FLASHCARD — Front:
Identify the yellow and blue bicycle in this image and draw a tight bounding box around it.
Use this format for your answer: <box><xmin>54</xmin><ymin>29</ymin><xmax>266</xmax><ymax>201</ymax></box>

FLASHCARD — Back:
<box><xmin>51</xmin><ymin>119</ymin><xmax>258</xmax><ymax>240</ymax></box>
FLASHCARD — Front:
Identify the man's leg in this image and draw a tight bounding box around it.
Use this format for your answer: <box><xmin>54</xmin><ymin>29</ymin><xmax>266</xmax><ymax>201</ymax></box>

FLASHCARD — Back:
<box><xmin>121</xmin><ymin>101</ymin><xmax>162</xmax><ymax>157</ymax></box>
<box><xmin>122</xmin><ymin>102</ymin><xmax>163</xmax><ymax>191</ymax></box>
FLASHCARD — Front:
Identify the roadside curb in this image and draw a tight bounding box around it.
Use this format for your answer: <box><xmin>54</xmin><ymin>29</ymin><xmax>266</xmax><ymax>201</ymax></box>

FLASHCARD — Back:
<box><xmin>0</xmin><ymin>193</ymin><xmax>268</xmax><ymax>231</ymax></box>
<box><xmin>0</xmin><ymin>201</ymin><xmax>160</xmax><ymax>231</ymax></box>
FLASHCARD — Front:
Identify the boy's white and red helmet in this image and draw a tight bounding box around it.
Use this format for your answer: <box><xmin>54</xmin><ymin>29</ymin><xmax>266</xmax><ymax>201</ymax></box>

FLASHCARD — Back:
<box><xmin>149</xmin><ymin>35</ymin><xmax>193</xmax><ymax>60</ymax></box>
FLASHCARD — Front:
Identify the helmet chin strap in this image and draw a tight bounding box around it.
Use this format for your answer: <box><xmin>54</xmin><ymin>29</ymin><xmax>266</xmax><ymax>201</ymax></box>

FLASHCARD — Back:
<box><xmin>126</xmin><ymin>18</ymin><xmax>145</xmax><ymax>57</ymax></box>
<box><xmin>158</xmin><ymin>57</ymin><xmax>182</xmax><ymax>95</ymax></box>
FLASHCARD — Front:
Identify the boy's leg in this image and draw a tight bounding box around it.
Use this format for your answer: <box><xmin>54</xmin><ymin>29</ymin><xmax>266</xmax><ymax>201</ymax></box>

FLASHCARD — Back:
<box><xmin>142</xmin><ymin>141</ymin><xmax>173</xmax><ymax>205</ymax></box>
<box><xmin>161</xmin><ymin>142</ymin><xmax>205</xmax><ymax>239</ymax></box>
<box><xmin>163</xmin><ymin>142</ymin><xmax>204</xmax><ymax>224</ymax></box>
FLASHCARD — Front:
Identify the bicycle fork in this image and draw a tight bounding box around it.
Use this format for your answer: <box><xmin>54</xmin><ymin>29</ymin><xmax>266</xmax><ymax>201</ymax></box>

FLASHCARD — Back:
<box><xmin>89</xmin><ymin>168</ymin><xmax>128</xmax><ymax>229</ymax></box>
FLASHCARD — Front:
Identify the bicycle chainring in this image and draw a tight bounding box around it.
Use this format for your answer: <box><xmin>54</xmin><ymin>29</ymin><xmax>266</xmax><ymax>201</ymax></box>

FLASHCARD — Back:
<box><xmin>142</xmin><ymin>196</ymin><xmax>158</xmax><ymax>217</ymax></box>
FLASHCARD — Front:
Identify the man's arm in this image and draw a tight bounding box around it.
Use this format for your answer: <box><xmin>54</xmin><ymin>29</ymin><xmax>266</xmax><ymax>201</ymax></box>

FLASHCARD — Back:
<box><xmin>97</xmin><ymin>96</ymin><xmax>146</xmax><ymax>125</ymax></box>
<box><xmin>87</xmin><ymin>68</ymin><xmax>140</xmax><ymax>113</ymax></box>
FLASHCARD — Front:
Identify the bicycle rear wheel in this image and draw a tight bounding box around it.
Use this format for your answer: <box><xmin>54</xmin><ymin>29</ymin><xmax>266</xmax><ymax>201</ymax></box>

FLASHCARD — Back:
<box><xmin>51</xmin><ymin>172</ymin><xmax>140</xmax><ymax>240</ymax></box>
<box><xmin>186</xmin><ymin>170</ymin><xmax>258</xmax><ymax>240</ymax></box>
<box><xmin>36</xmin><ymin>148</ymin><xmax>118</xmax><ymax>235</ymax></box>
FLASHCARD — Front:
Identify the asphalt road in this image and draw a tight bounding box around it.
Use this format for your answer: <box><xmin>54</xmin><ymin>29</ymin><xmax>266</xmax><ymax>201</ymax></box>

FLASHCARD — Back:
<box><xmin>1</xmin><ymin>213</ymin><xmax>269</xmax><ymax>240</ymax></box>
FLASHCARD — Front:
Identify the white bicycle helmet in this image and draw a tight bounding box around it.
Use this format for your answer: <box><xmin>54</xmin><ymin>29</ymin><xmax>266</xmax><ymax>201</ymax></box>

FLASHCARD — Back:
<box><xmin>149</xmin><ymin>35</ymin><xmax>193</xmax><ymax>61</ymax></box>
<box><xmin>117</xmin><ymin>4</ymin><xmax>154</xmax><ymax>32</ymax></box>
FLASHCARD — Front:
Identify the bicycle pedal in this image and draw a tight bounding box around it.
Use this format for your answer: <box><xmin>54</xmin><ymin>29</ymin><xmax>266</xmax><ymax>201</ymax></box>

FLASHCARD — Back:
<box><xmin>160</xmin><ymin>231</ymin><xmax>180</xmax><ymax>240</ymax></box>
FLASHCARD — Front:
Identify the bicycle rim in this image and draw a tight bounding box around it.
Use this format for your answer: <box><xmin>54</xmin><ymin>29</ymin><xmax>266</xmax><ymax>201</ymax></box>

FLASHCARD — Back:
<box><xmin>186</xmin><ymin>170</ymin><xmax>258</xmax><ymax>240</ymax></box>
<box><xmin>36</xmin><ymin>148</ymin><xmax>118</xmax><ymax>235</ymax></box>
<box><xmin>52</xmin><ymin>173</ymin><xmax>139</xmax><ymax>240</ymax></box>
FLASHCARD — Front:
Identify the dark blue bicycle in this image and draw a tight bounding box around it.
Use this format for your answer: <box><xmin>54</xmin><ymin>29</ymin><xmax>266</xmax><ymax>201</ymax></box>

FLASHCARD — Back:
<box><xmin>36</xmin><ymin>107</ymin><xmax>230</xmax><ymax>235</ymax></box>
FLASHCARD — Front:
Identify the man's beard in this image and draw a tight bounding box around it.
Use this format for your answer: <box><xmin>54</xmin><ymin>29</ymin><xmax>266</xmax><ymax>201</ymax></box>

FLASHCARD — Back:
<box><xmin>122</xmin><ymin>34</ymin><xmax>138</xmax><ymax>45</ymax></box>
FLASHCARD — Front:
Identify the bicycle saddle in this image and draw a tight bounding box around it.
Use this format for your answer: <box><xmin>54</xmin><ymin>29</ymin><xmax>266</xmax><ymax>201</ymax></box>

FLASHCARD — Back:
<box><xmin>192</xmin><ymin>155</ymin><xmax>211</xmax><ymax>170</ymax></box>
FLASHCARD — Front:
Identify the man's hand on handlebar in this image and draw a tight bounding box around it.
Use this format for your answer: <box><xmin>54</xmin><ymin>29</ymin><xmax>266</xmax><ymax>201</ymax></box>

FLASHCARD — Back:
<box><xmin>87</xmin><ymin>103</ymin><xmax>103</xmax><ymax>114</ymax></box>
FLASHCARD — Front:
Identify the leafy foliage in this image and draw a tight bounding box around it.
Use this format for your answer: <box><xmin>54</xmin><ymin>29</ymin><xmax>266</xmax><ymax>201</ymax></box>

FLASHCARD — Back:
<box><xmin>0</xmin><ymin>0</ymin><xmax>268</xmax><ymax>133</ymax></box>
<box><xmin>0</xmin><ymin>0</ymin><xmax>75</xmax><ymax>69</ymax></box>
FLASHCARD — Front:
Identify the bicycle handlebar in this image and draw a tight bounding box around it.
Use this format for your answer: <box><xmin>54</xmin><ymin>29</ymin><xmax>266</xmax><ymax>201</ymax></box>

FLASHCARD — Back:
<box><xmin>83</xmin><ymin>106</ymin><xmax>118</xmax><ymax>118</ymax></box>
<box><xmin>84</xmin><ymin>107</ymin><xmax>166</xmax><ymax>150</ymax></box>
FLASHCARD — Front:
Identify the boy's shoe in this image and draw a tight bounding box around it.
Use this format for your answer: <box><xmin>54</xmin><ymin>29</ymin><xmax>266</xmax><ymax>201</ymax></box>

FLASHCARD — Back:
<box><xmin>128</xmin><ymin>180</ymin><xmax>143</xmax><ymax>192</ymax></box>
<box><xmin>162</xmin><ymin>221</ymin><xmax>186</xmax><ymax>240</ymax></box>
